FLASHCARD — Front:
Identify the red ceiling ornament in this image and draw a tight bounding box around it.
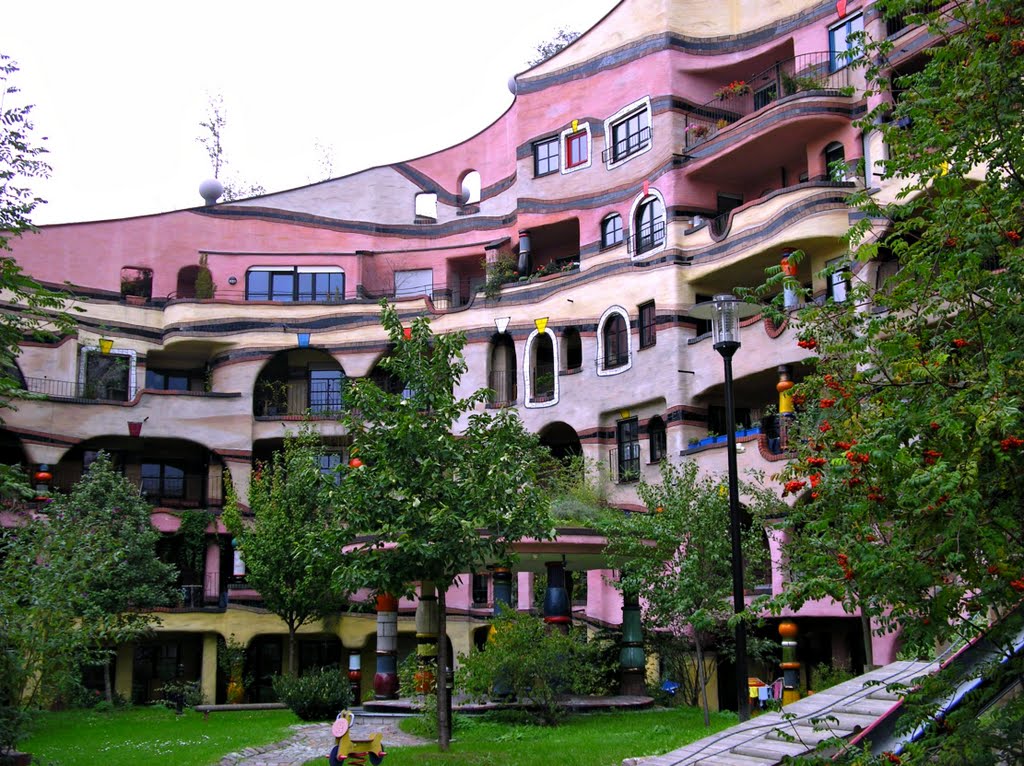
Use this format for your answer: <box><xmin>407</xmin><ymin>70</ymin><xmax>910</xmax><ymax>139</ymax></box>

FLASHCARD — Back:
<box><xmin>836</xmin><ymin>0</ymin><xmax>847</xmax><ymax>17</ymax></box>
<box><xmin>34</xmin><ymin>467</ymin><xmax>52</xmax><ymax>483</ymax></box>
<box><xmin>403</xmin><ymin>327</ymin><xmax>412</xmax><ymax>340</ymax></box>
<box><xmin>643</xmin><ymin>180</ymin><xmax>650</xmax><ymax>197</ymax></box>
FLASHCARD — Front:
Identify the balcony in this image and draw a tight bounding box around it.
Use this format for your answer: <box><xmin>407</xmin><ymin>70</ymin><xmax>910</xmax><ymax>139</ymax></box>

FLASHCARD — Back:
<box><xmin>255</xmin><ymin>378</ymin><xmax>344</xmax><ymax>418</ymax></box>
<box><xmin>627</xmin><ymin>217</ymin><xmax>666</xmax><ymax>256</ymax></box>
<box><xmin>487</xmin><ymin>370</ymin><xmax>517</xmax><ymax>408</ymax></box>
<box><xmin>601</xmin><ymin>125</ymin><xmax>652</xmax><ymax>164</ymax></box>
<box><xmin>608</xmin><ymin>445</ymin><xmax>640</xmax><ymax>484</ymax></box>
<box><xmin>50</xmin><ymin>465</ymin><xmax>223</xmax><ymax>509</ymax></box>
<box><xmin>684</xmin><ymin>52</ymin><xmax>854</xmax><ymax>150</ymax></box>
<box><xmin>24</xmin><ymin>376</ymin><xmax>136</xmax><ymax>403</ymax></box>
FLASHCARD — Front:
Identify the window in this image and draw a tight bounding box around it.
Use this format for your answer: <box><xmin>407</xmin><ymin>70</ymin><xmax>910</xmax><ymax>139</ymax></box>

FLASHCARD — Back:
<box><xmin>460</xmin><ymin>170</ymin><xmax>481</xmax><ymax>205</ymax></box>
<box><xmin>560</xmin><ymin>122</ymin><xmax>591</xmax><ymax>172</ymax></box>
<box><xmin>825</xmin><ymin>256</ymin><xmax>850</xmax><ymax>303</ymax></box>
<box><xmin>120</xmin><ymin>267</ymin><xmax>153</xmax><ymax>300</ymax></box>
<box><xmin>145</xmin><ymin>369</ymin><xmax>190</xmax><ymax>391</ymax></box>
<box><xmin>84</xmin><ymin>351</ymin><xmax>131</xmax><ymax>401</ymax></box>
<box><xmin>824</xmin><ymin>142</ymin><xmax>847</xmax><ymax>181</ymax></box>
<box><xmin>394</xmin><ymin>269</ymin><xmax>433</xmax><ymax>299</ymax></box>
<box><xmin>528</xmin><ymin>331</ymin><xmax>557</xmax><ymax>404</ymax></box>
<box><xmin>533</xmin><ymin>137</ymin><xmax>559</xmax><ymax>177</ymax></box>
<box><xmin>616</xmin><ymin>418</ymin><xmax>640</xmax><ymax>482</ymax></box>
<box><xmin>246</xmin><ymin>267</ymin><xmax>344</xmax><ymax>302</ymax></box>
<box><xmin>309</xmin><ymin>368</ymin><xmax>344</xmax><ymax>413</ymax></box>
<box><xmin>633</xmin><ymin>196</ymin><xmax>665</xmax><ymax>255</ymax></box>
<box><xmin>603</xmin><ymin>313</ymin><xmax>629</xmax><ymax>369</ymax></box>
<box><xmin>318</xmin><ymin>453</ymin><xmax>342</xmax><ymax>484</ymax></box>
<box><xmin>639</xmin><ymin>301</ymin><xmax>656</xmax><ymax>348</ymax></box>
<box><xmin>141</xmin><ymin>462</ymin><xmax>185</xmax><ymax>500</ymax></box>
<box><xmin>471</xmin><ymin>573</ymin><xmax>489</xmax><ymax>606</ymax></box>
<box><xmin>414</xmin><ymin>192</ymin><xmax>437</xmax><ymax>220</ymax></box>
<box><xmin>829</xmin><ymin>13</ymin><xmax>864</xmax><ymax>72</ymax></box>
<box><xmin>609</xmin><ymin>107</ymin><xmax>651</xmax><ymax>163</ymax></box>
<box><xmin>563</xmin><ymin>327</ymin><xmax>582</xmax><ymax>371</ymax></box>
<box><xmin>648</xmin><ymin>416</ymin><xmax>667</xmax><ymax>463</ymax></box>
<box><xmin>601</xmin><ymin>214</ymin><xmax>623</xmax><ymax>248</ymax></box>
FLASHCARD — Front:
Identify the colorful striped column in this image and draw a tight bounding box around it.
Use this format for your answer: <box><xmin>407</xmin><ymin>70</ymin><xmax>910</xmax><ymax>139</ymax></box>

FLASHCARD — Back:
<box><xmin>779</xmin><ymin>620</ymin><xmax>801</xmax><ymax>704</ymax></box>
<box><xmin>373</xmin><ymin>593</ymin><xmax>399</xmax><ymax>699</ymax></box>
<box><xmin>414</xmin><ymin>582</ymin><xmax>439</xmax><ymax>693</ymax></box>
<box><xmin>542</xmin><ymin>561</ymin><xmax>571</xmax><ymax>634</ymax></box>
<box><xmin>619</xmin><ymin>587</ymin><xmax>646</xmax><ymax>695</ymax></box>
<box><xmin>491</xmin><ymin>567</ymin><xmax>514</xmax><ymax>701</ymax></box>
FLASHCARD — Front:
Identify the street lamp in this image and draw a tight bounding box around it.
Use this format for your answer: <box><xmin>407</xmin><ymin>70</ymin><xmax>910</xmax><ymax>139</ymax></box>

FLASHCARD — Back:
<box><xmin>691</xmin><ymin>294</ymin><xmax>760</xmax><ymax>721</ymax></box>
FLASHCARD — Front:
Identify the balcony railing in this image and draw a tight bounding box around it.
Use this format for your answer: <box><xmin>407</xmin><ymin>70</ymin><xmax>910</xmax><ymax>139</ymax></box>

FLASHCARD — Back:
<box><xmin>627</xmin><ymin>218</ymin><xmax>666</xmax><ymax>256</ymax></box>
<box><xmin>609</xmin><ymin>445</ymin><xmax>640</xmax><ymax>484</ymax></box>
<box><xmin>24</xmin><ymin>376</ymin><xmax>137</xmax><ymax>403</ymax></box>
<box><xmin>50</xmin><ymin>466</ymin><xmax>223</xmax><ymax>508</ymax></box>
<box><xmin>684</xmin><ymin>52</ymin><xmax>854</xmax><ymax>149</ymax></box>
<box><xmin>487</xmin><ymin>370</ymin><xmax>517</xmax><ymax>407</ymax></box>
<box><xmin>530</xmin><ymin>363</ymin><xmax>555</xmax><ymax>402</ymax></box>
<box><xmin>601</xmin><ymin>126</ymin><xmax>653</xmax><ymax>163</ymax></box>
<box><xmin>255</xmin><ymin>379</ymin><xmax>344</xmax><ymax>417</ymax></box>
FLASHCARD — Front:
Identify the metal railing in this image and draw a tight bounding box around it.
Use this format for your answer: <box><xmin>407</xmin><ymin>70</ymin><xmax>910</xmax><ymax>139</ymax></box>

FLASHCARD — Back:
<box><xmin>254</xmin><ymin>379</ymin><xmax>344</xmax><ymax>417</ymax></box>
<box><xmin>684</xmin><ymin>52</ymin><xmax>854</xmax><ymax>149</ymax></box>
<box><xmin>627</xmin><ymin>218</ymin><xmax>666</xmax><ymax>256</ymax></box>
<box><xmin>487</xmin><ymin>370</ymin><xmax>517</xmax><ymax>407</ymax></box>
<box><xmin>50</xmin><ymin>467</ymin><xmax>223</xmax><ymax>508</ymax></box>
<box><xmin>530</xmin><ymin>363</ymin><xmax>555</xmax><ymax>402</ymax></box>
<box><xmin>601</xmin><ymin>126</ymin><xmax>652</xmax><ymax>163</ymax></box>
<box><xmin>24</xmin><ymin>376</ymin><xmax>137</xmax><ymax>402</ymax></box>
<box><xmin>608</xmin><ymin>445</ymin><xmax>640</xmax><ymax>484</ymax></box>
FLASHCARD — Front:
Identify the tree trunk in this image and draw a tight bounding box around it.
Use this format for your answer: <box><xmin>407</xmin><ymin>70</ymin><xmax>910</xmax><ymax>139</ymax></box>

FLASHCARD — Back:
<box><xmin>695</xmin><ymin>635</ymin><xmax>710</xmax><ymax>728</ymax></box>
<box><xmin>104</xmin><ymin>653</ymin><xmax>113</xmax><ymax>704</ymax></box>
<box><xmin>861</xmin><ymin>612</ymin><xmax>875</xmax><ymax>671</ymax></box>
<box><xmin>437</xmin><ymin>588</ymin><xmax>450</xmax><ymax>751</ymax></box>
<box><xmin>288</xmin><ymin>623</ymin><xmax>298</xmax><ymax>676</ymax></box>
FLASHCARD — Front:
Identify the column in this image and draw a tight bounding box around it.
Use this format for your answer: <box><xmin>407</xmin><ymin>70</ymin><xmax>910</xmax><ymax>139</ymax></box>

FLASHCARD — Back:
<box><xmin>781</xmin><ymin>250</ymin><xmax>799</xmax><ymax>310</ymax></box>
<box><xmin>777</xmin><ymin>365</ymin><xmax>795</xmax><ymax>452</ymax></box>
<box><xmin>619</xmin><ymin>587</ymin><xmax>646</xmax><ymax>695</ymax></box>
<box><xmin>414</xmin><ymin>582</ymin><xmax>439</xmax><ymax>693</ymax></box>
<box><xmin>200</xmin><ymin>633</ymin><xmax>218</xmax><ymax>704</ymax></box>
<box><xmin>348</xmin><ymin>651</ymin><xmax>362</xmax><ymax>705</ymax></box>
<box><xmin>491</xmin><ymin>567</ymin><xmax>514</xmax><ymax>701</ymax></box>
<box><xmin>373</xmin><ymin>593</ymin><xmax>399</xmax><ymax>699</ymax></box>
<box><xmin>779</xmin><ymin>620</ymin><xmax>801</xmax><ymax>705</ymax></box>
<box><xmin>542</xmin><ymin>561</ymin><xmax>571</xmax><ymax>634</ymax></box>
<box><xmin>204</xmin><ymin>540</ymin><xmax>221</xmax><ymax>604</ymax></box>
<box><xmin>114</xmin><ymin>643</ymin><xmax>134</xmax><ymax>701</ymax></box>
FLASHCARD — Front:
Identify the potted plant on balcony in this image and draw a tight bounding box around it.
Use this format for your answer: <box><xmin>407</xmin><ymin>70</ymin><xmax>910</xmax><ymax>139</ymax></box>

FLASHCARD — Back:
<box><xmin>258</xmin><ymin>379</ymin><xmax>289</xmax><ymax>416</ymax></box>
<box><xmin>714</xmin><ymin>80</ymin><xmax>752</xmax><ymax>100</ymax></box>
<box><xmin>686</xmin><ymin>123</ymin><xmax>711</xmax><ymax>140</ymax></box>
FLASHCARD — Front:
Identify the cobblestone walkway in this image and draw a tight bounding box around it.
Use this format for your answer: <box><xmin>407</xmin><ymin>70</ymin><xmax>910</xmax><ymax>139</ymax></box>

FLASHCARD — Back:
<box><xmin>219</xmin><ymin>718</ymin><xmax>429</xmax><ymax>766</ymax></box>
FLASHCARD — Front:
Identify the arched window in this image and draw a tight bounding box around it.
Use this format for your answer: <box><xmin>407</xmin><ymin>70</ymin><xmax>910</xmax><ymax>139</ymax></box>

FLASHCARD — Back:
<box><xmin>563</xmin><ymin>327</ymin><xmax>582</xmax><ymax>372</ymax></box>
<box><xmin>531</xmin><ymin>333</ymin><xmax>555</xmax><ymax>402</ymax></box>
<box><xmin>414</xmin><ymin>192</ymin><xmax>437</xmax><ymax>220</ymax></box>
<box><xmin>601</xmin><ymin>214</ymin><xmax>623</xmax><ymax>248</ymax></box>
<box><xmin>633</xmin><ymin>196</ymin><xmax>665</xmax><ymax>255</ymax></box>
<box><xmin>603</xmin><ymin>314</ymin><xmax>628</xmax><ymax>369</ymax></box>
<box><xmin>648</xmin><ymin>416</ymin><xmax>667</xmax><ymax>463</ymax></box>
<box><xmin>488</xmin><ymin>333</ymin><xmax>517</xmax><ymax>406</ymax></box>
<box><xmin>460</xmin><ymin>170</ymin><xmax>481</xmax><ymax>205</ymax></box>
<box><xmin>824</xmin><ymin>141</ymin><xmax>846</xmax><ymax>181</ymax></box>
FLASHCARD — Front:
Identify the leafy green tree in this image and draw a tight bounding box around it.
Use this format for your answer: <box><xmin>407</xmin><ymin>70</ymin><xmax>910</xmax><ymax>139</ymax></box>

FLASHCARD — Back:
<box><xmin>457</xmin><ymin>608</ymin><xmax>611</xmax><ymax>725</ymax></box>
<box><xmin>223</xmin><ymin>428</ymin><xmax>349</xmax><ymax>676</ymax></box>
<box><xmin>602</xmin><ymin>460</ymin><xmax>779</xmax><ymax>726</ymax></box>
<box><xmin>329</xmin><ymin>301</ymin><xmax>554</xmax><ymax>749</ymax></box>
<box><xmin>748</xmin><ymin>0</ymin><xmax>1024</xmax><ymax>760</ymax></box>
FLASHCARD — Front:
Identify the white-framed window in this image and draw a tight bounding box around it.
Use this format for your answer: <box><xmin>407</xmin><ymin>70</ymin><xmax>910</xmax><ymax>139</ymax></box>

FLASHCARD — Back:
<box><xmin>596</xmin><ymin>306</ymin><xmax>632</xmax><ymax>376</ymax></box>
<box><xmin>603</xmin><ymin>97</ymin><xmax>653</xmax><ymax>168</ymax></box>
<box><xmin>829</xmin><ymin>13</ymin><xmax>864</xmax><ymax>72</ymax></box>
<box><xmin>629</xmin><ymin>190</ymin><xmax>666</xmax><ymax>258</ymax></box>
<box><xmin>460</xmin><ymin>170</ymin><xmax>481</xmax><ymax>205</ymax></box>
<box><xmin>560</xmin><ymin>122</ymin><xmax>591</xmax><ymax>173</ymax></box>
<box><xmin>394</xmin><ymin>269</ymin><xmax>433</xmax><ymax>299</ymax></box>
<box><xmin>79</xmin><ymin>346</ymin><xmax>138</xmax><ymax>401</ymax></box>
<box><xmin>825</xmin><ymin>256</ymin><xmax>850</xmax><ymax>303</ymax></box>
<box><xmin>601</xmin><ymin>214</ymin><xmax>624</xmax><ymax>248</ymax></box>
<box><xmin>523</xmin><ymin>327</ymin><xmax>559</xmax><ymax>409</ymax></box>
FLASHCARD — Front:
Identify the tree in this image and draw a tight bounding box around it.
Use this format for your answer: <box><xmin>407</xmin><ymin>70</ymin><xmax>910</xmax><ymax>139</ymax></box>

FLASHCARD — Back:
<box><xmin>223</xmin><ymin>428</ymin><xmax>350</xmax><ymax>676</ymax></box>
<box><xmin>751</xmin><ymin>0</ymin><xmax>1024</xmax><ymax>760</ymax></box>
<box><xmin>602</xmin><ymin>460</ymin><xmax>779</xmax><ymax>726</ymax></box>
<box><xmin>329</xmin><ymin>301</ymin><xmax>554</xmax><ymax>749</ymax></box>
<box><xmin>196</xmin><ymin>93</ymin><xmax>266</xmax><ymax>202</ymax></box>
<box><xmin>527</xmin><ymin>27</ymin><xmax>581</xmax><ymax>67</ymax></box>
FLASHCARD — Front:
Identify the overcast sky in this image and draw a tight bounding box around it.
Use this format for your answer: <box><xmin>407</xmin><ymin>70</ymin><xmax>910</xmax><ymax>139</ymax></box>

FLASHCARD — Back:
<box><xmin>6</xmin><ymin>1</ymin><xmax>619</xmax><ymax>225</ymax></box>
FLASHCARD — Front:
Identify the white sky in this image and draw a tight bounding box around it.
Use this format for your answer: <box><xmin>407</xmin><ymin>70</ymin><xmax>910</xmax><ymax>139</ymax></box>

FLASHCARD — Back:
<box><xmin>6</xmin><ymin>0</ymin><xmax>619</xmax><ymax>225</ymax></box>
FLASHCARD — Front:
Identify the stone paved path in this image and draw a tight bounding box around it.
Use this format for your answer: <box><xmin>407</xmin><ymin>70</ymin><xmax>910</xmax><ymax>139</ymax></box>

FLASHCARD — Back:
<box><xmin>219</xmin><ymin>717</ymin><xmax>430</xmax><ymax>766</ymax></box>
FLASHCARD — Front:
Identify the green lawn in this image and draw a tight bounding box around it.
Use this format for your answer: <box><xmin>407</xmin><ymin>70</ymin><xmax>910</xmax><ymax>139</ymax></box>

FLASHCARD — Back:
<box><xmin>20</xmin><ymin>706</ymin><xmax>302</xmax><ymax>766</ymax></box>
<box><xmin>307</xmin><ymin>707</ymin><xmax>736</xmax><ymax>766</ymax></box>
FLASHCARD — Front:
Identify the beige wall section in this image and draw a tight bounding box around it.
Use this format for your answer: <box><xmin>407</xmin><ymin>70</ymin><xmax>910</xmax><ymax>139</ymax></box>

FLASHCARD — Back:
<box><xmin>527</xmin><ymin>0</ymin><xmax>825</xmax><ymax>78</ymax></box>
<box><xmin>201</xmin><ymin>633</ymin><xmax>218</xmax><ymax>704</ymax></box>
<box><xmin>115</xmin><ymin>643</ymin><xmax>135</xmax><ymax>700</ymax></box>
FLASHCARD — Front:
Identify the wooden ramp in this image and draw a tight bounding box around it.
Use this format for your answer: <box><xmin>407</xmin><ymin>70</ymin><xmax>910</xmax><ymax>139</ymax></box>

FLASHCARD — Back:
<box><xmin>623</xmin><ymin>660</ymin><xmax>936</xmax><ymax>766</ymax></box>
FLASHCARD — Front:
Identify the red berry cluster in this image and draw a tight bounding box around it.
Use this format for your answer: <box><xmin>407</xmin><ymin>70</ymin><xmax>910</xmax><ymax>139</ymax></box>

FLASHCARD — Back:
<box><xmin>1000</xmin><ymin>436</ymin><xmax>1024</xmax><ymax>451</ymax></box>
<box><xmin>783</xmin><ymin>479</ymin><xmax>807</xmax><ymax>496</ymax></box>
<box><xmin>952</xmin><ymin>338</ymin><xmax>969</xmax><ymax>349</ymax></box>
<box><xmin>837</xmin><ymin>553</ymin><xmax>854</xmax><ymax>580</ymax></box>
<box><xmin>819</xmin><ymin>398</ymin><xmax>836</xmax><ymax>409</ymax></box>
<box><xmin>797</xmin><ymin>338</ymin><xmax>818</xmax><ymax>350</ymax></box>
<box><xmin>807</xmin><ymin>456</ymin><xmax>827</xmax><ymax>468</ymax></box>
<box><xmin>923</xmin><ymin>449</ymin><xmax>942</xmax><ymax>466</ymax></box>
<box><xmin>846</xmin><ymin>451</ymin><xmax>870</xmax><ymax>465</ymax></box>
<box><xmin>819</xmin><ymin>421</ymin><xmax>832</xmax><ymax>433</ymax></box>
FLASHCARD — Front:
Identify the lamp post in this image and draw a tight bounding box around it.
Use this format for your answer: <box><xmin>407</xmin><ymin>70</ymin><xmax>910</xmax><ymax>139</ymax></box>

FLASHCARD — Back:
<box><xmin>691</xmin><ymin>294</ymin><xmax>760</xmax><ymax>721</ymax></box>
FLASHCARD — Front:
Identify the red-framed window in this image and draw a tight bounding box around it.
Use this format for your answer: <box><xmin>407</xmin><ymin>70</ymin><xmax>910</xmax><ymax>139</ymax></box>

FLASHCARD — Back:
<box><xmin>565</xmin><ymin>131</ymin><xmax>588</xmax><ymax>168</ymax></box>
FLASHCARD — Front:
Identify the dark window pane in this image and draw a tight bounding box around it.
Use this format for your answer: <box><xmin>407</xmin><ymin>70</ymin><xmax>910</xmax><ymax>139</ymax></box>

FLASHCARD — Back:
<box><xmin>246</xmin><ymin>271</ymin><xmax>270</xmax><ymax>300</ymax></box>
<box><xmin>271</xmin><ymin>273</ymin><xmax>295</xmax><ymax>301</ymax></box>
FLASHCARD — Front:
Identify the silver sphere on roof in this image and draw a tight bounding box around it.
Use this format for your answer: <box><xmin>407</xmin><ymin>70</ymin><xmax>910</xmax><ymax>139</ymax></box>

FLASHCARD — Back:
<box><xmin>199</xmin><ymin>178</ymin><xmax>224</xmax><ymax>206</ymax></box>
<box><xmin>507</xmin><ymin>75</ymin><xmax>518</xmax><ymax>95</ymax></box>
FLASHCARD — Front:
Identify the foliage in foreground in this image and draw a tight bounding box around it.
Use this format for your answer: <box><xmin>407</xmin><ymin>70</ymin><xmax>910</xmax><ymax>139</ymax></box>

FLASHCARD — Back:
<box><xmin>271</xmin><ymin>666</ymin><xmax>352</xmax><ymax>722</ymax></box>
<box><xmin>21</xmin><ymin>707</ymin><xmax>300</xmax><ymax>766</ymax></box>
<box><xmin>746</xmin><ymin>0</ymin><xmax>1024</xmax><ymax>761</ymax></box>
<box><xmin>457</xmin><ymin>609</ymin><xmax>613</xmax><ymax>725</ymax></box>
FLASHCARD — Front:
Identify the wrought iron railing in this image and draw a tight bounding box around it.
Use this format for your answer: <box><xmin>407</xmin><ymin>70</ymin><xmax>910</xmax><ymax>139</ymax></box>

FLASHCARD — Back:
<box><xmin>601</xmin><ymin>126</ymin><xmax>652</xmax><ymax>163</ymax></box>
<box><xmin>487</xmin><ymin>370</ymin><xmax>517</xmax><ymax>407</ymax></box>
<box><xmin>628</xmin><ymin>218</ymin><xmax>666</xmax><ymax>256</ymax></box>
<box><xmin>609</xmin><ymin>445</ymin><xmax>640</xmax><ymax>484</ymax></box>
<box><xmin>530</xmin><ymin>363</ymin><xmax>555</xmax><ymax>401</ymax></box>
<box><xmin>684</xmin><ymin>52</ymin><xmax>854</xmax><ymax>149</ymax></box>
<box><xmin>255</xmin><ymin>379</ymin><xmax>345</xmax><ymax>417</ymax></box>
<box><xmin>23</xmin><ymin>376</ymin><xmax>137</xmax><ymax>402</ymax></box>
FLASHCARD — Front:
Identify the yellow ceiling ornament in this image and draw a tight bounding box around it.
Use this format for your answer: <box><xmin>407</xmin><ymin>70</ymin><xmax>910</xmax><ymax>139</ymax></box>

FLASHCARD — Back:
<box><xmin>534</xmin><ymin>317</ymin><xmax>548</xmax><ymax>333</ymax></box>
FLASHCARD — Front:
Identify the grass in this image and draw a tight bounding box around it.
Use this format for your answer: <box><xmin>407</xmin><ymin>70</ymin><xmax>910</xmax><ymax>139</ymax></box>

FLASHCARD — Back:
<box><xmin>20</xmin><ymin>706</ymin><xmax>302</xmax><ymax>766</ymax></box>
<box><xmin>304</xmin><ymin>707</ymin><xmax>736</xmax><ymax>766</ymax></box>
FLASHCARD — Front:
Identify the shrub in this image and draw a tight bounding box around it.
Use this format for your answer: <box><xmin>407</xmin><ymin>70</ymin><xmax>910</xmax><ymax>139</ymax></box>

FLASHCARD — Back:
<box><xmin>156</xmin><ymin>679</ymin><xmax>204</xmax><ymax>710</ymax></box>
<box><xmin>457</xmin><ymin>609</ymin><xmax>612</xmax><ymax>725</ymax></box>
<box><xmin>271</xmin><ymin>666</ymin><xmax>351</xmax><ymax>721</ymax></box>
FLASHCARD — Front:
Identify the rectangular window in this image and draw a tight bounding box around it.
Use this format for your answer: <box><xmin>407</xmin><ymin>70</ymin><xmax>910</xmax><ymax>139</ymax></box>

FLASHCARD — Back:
<box><xmin>318</xmin><ymin>453</ymin><xmax>342</xmax><ymax>485</ymax></box>
<box><xmin>141</xmin><ymin>462</ymin><xmax>185</xmax><ymax>500</ymax></box>
<box><xmin>394</xmin><ymin>268</ymin><xmax>433</xmax><ymax>298</ymax></box>
<box><xmin>84</xmin><ymin>352</ymin><xmax>131</xmax><ymax>401</ymax></box>
<box><xmin>246</xmin><ymin>267</ymin><xmax>344</xmax><ymax>302</ymax></box>
<box><xmin>649</xmin><ymin>421</ymin><xmax>667</xmax><ymax>463</ymax></box>
<box><xmin>639</xmin><ymin>301</ymin><xmax>656</xmax><ymax>349</ymax></box>
<box><xmin>825</xmin><ymin>256</ymin><xmax>850</xmax><ymax>303</ymax></box>
<box><xmin>610</xmin><ymin>109</ymin><xmax>650</xmax><ymax>162</ymax></box>
<box><xmin>533</xmin><ymin>137</ymin><xmax>559</xmax><ymax>176</ymax></box>
<box><xmin>309</xmin><ymin>368</ymin><xmax>344</xmax><ymax>413</ymax></box>
<box><xmin>471</xmin><ymin>574</ymin><xmax>489</xmax><ymax>606</ymax></box>
<box><xmin>829</xmin><ymin>13</ymin><xmax>864</xmax><ymax>71</ymax></box>
<box><xmin>145</xmin><ymin>370</ymin><xmax>190</xmax><ymax>391</ymax></box>
<box><xmin>616</xmin><ymin>418</ymin><xmax>640</xmax><ymax>483</ymax></box>
<box><xmin>565</xmin><ymin>131</ymin><xmax>588</xmax><ymax>168</ymax></box>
